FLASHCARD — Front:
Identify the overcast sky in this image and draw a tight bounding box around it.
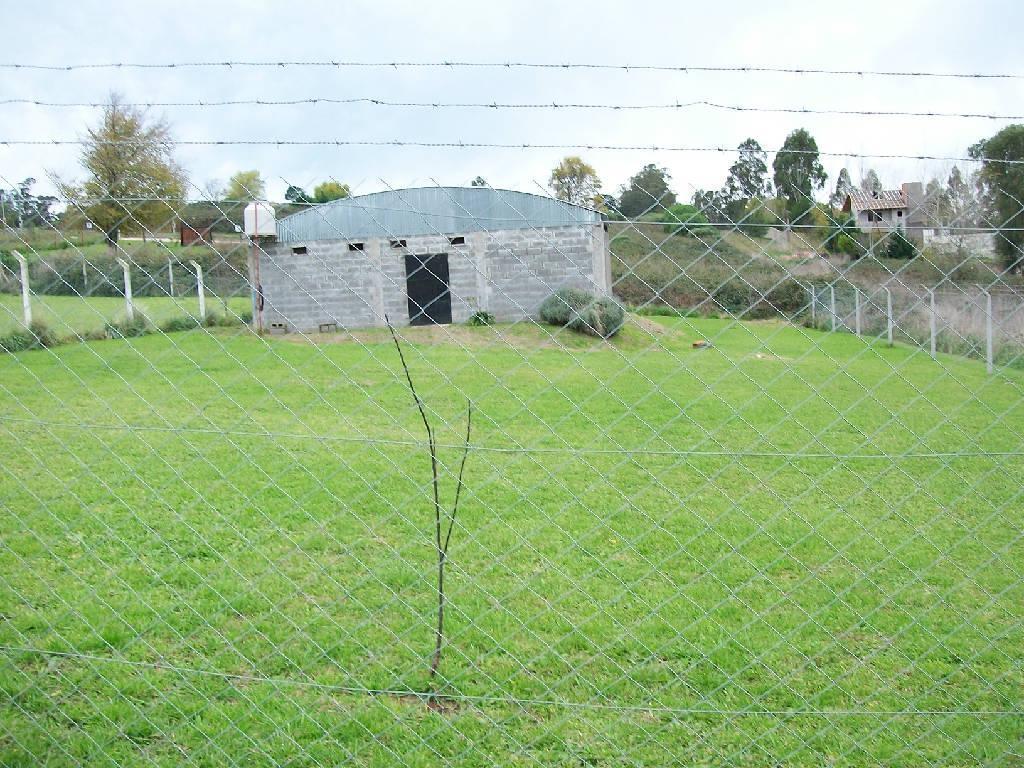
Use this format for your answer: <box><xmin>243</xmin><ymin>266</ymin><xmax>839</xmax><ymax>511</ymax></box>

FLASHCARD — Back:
<box><xmin>2</xmin><ymin>0</ymin><xmax>1022</xmax><ymax>204</ymax></box>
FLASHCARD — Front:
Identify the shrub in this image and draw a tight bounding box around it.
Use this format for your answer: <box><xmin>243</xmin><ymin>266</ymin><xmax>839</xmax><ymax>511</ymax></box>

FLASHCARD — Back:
<box><xmin>0</xmin><ymin>320</ymin><xmax>56</xmax><ymax>353</ymax></box>
<box><xmin>712</xmin><ymin>281</ymin><xmax>750</xmax><ymax>314</ymax></box>
<box><xmin>539</xmin><ymin>288</ymin><xmax>626</xmax><ymax>338</ymax></box>
<box><xmin>836</xmin><ymin>233</ymin><xmax>862</xmax><ymax>257</ymax></box>
<box><xmin>763</xmin><ymin>280</ymin><xmax>807</xmax><ymax>316</ymax></box>
<box><xmin>886</xmin><ymin>229</ymin><xmax>917</xmax><ymax>260</ymax></box>
<box><xmin>159</xmin><ymin>316</ymin><xmax>201</xmax><ymax>333</ymax></box>
<box><xmin>467</xmin><ymin>310</ymin><xmax>495</xmax><ymax>327</ymax></box>
<box><xmin>105</xmin><ymin>316</ymin><xmax>150</xmax><ymax>339</ymax></box>
<box><xmin>660</xmin><ymin>204</ymin><xmax>710</xmax><ymax>236</ymax></box>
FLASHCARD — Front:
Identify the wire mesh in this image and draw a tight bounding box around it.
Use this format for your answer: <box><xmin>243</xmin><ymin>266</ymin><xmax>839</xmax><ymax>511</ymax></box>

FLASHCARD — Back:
<box><xmin>1</xmin><ymin>91</ymin><xmax>1023</xmax><ymax>767</ymax></box>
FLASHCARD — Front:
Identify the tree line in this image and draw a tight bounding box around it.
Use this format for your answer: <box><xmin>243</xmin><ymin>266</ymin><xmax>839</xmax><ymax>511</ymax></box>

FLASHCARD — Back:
<box><xmin>546</xmin><ymin>125</ymin><xmax>1024</xmax><ymax>270</ymax></box>
<box><xmin>5</xmin><ymin>91</ymin><xmax>1024</xmax><ymax>270</ymax></box>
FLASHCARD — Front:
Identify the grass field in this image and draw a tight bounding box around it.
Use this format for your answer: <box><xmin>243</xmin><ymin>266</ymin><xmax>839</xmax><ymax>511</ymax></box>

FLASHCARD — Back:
<box><xmin>0</xmin><ymin>294</ymin><xmax>253</xmax><ymax>337</ymax></box>
<box><xmin>0</xmin><ymin>317</ymin><xmax>1021</xmax><ymax>765</ymax></box>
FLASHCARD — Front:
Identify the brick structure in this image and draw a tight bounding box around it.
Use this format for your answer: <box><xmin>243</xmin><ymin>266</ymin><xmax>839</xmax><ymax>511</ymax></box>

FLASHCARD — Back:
<box><xmin>254</xmin><ymin>188</ymin><xmax>610</xmax><ymax>332</ymax></box>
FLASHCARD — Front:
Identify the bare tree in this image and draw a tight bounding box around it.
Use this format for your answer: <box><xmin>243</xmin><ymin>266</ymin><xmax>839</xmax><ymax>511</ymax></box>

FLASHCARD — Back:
<box><xmin>386</xmin><ymin>317</ymin><xmax>472</xmax><ymax>695</ymax></box>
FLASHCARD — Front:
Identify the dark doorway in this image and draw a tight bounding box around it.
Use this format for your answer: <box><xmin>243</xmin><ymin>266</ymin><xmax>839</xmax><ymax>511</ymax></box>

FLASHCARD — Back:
<box><xmin>404</xmin><ymin>253</ymin><xmax>452</xmax><ymax>326</ymax></box>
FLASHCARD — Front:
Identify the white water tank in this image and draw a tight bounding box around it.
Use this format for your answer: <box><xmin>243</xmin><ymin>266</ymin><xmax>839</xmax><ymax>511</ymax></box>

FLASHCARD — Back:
<box><xmin>244</xmin><ymin>201</ymin><xmax>277</xmax><ymax>238</ymax></box>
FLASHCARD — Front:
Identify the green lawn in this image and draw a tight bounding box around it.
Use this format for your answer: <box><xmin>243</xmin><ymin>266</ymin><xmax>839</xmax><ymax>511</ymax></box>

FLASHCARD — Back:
<box><xmin>0</xmin><ymin>318</ymin><xmax>1021</xmax><ymax>765</ymax></box>
<box><xmin>0</xmin><ymin>294</ymin><xmax>253</xmax><ymax>337</ymax></box>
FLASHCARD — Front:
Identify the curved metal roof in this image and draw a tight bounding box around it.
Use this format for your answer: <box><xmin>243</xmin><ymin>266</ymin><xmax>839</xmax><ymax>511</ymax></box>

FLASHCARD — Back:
<box><xmin>275</xmin><ymin>186</ymin><xmax>601</xmax><ymax>243</ymax></box>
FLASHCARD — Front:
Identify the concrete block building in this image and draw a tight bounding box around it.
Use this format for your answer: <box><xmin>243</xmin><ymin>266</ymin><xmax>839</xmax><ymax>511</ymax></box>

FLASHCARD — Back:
<box><xmin>251</xmin><ymin>187</ymin><xmax>611</xmax><ymax>333</ymax></box>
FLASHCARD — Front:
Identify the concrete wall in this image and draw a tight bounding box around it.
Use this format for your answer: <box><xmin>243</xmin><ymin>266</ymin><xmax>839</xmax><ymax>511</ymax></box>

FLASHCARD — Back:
<box><xmin>257</xmin><ymin>223</ymin><xmax>609</xmax><ymax>332</ymax></box>
<box><xmin>856</xmin><ymin>208</ymin><xmax>906</xmax><ymax>232</ymax></box>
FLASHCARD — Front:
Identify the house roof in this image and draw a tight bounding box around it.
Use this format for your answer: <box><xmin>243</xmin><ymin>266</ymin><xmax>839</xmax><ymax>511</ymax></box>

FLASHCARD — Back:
<box><xmin>275</xmin><ymin>187</ymin><xmax>602</xmax><ymax>243</ymax></box>
<box><xmin>845</xmin><ymin>189</ymin><xmax>907</xmax><ymax>212</ymax></box>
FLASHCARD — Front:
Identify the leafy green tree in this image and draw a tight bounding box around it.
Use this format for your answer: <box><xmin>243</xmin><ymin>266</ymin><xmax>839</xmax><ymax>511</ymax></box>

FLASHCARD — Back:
<box><xmin>0</xmin><ymin>178</ymin><xmax>57</xmax><ymax>228</ymax></box>
<box><xmin>692</xmin><ymin>188</ymin><xmax>728</xmax><ymax>223</ymax></box>
<box><xmin>830</xmin><ymin>167</ymin><xmax>855</xmax><ymax>209</ymax></box>
<box><xmin>225</xmin><ymin>170</ymin><xmax>265</xmax><ymax>201</ymax></box>
<box><xmin>860</xmin><ymin>168</ymin><xmax>883</xmax><ymax>196</ymax></box>
<box><xmin>885</xmin><ymin>228</ymin><xmax>916</xmax><ymax>259</ymax></box>
<box><xmin>285</xmin><ymin>185</ymin><xmax>313</xmax><ymax>204</ymax></box>
<box><xmin>970</xmin><ymin>124</ymin><xmax>1024</xmax><ymax>270</ymax></box>
<box><xmin>772</xmin><ymin>128</ymin><xmax>827</xmax><ymax>224</ymax></box>
<box><xmin>617</xmin><ymin>164</ymin><xmax>676</xmax><ymax>217</ymax></box>
<box><xmin>660</xmin><ymin>203</ymin><xmax>710</xmax><ymax>235</ymax></box>
<box><xmin>548</xmin><ymin>156</ymin><xmax>602</xmax><ymax>206</ymax></box>
<box><xmin>51</xmin><ymin>93</ymin><xmax>187</xmax><ymax>247</ymax></box>
<box><xmin>313</xmin><ymin>181</ymin><xmax>351</xmax><ymax>203</ymax></box>
<box><xmin>724</xmin><ymin>139</ymin><xmax>772</xmax><ymax>201</ymax></box>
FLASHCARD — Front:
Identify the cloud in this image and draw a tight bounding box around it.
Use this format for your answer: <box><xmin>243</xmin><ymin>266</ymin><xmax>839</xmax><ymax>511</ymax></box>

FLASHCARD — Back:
<box><xmin>2</xmin><ymin>0</ymin><xmax>1021</xmax><ymax>202</ymax></box>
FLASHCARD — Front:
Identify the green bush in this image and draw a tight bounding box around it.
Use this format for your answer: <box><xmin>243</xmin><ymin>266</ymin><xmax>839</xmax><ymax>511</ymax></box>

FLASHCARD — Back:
<box><xmin>105</xmin><ymin>316</ymin><xmax>150</xmax><ymax>339</ymax></box>
<box><xmin>886</xmin><ymin>229</ymin><xmax>917</xmax><ymax>260</ymax></box>
<box><xmin>159</xmin><ymin>316</ymin><xmax>202</xmax><ymax>333</ymax></box>
<box><xmin>0</xmin><ymin>320</ymin><xmax>57</xmax><ymax>353</ymax></box>
<box><xmin>660</xmin><ymin>204</ymin><xmax>710</xmax><ymax>236</ymax></box>
<box><xmin>712</xmin><ymin>281</ymin><xmax>750</xmax><ymax>313</ymax></box>
<box><xmin>467</xmin><ymin>310</ymin><xmax>495</xmax><ymax>327</ymax></box>
<box><xmin>539</xmin><ymin>288</ymin><xmax>626</xmax><ymax>338</ymax></box>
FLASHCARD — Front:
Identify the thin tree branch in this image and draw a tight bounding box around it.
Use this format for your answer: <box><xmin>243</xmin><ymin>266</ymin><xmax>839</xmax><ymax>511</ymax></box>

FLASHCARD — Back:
<box><xmin>443</xmin><ymin>399</ymin><xmax>472</xmax><ymax>556</ymax></box>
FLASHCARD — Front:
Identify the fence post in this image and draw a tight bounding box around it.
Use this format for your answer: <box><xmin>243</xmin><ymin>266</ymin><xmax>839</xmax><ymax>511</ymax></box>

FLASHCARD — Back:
<box><xmin>854</xmin><ymin>287</ymin><xmax>862</xmax><ymax>337</ymax></box>
<box><xmin>190</xmin><ymin>260</ymin><xmax>206</xmax><ymax>321</ymax></box>
<box><xmin>12</xmin><ymin>250</ymin><xmax>31</xmax><ymax>326</ymax></box>
<box><xmin>830</xmin><ymin>285</ymin><xmax>836</xmax><ymax>332</ymax></box>
<box><xmin>168</xmin><ymin>257</ymin><xmax>175</xmax><ymax>297</ymax></box>
<box><xmin>116</xmin><ymin>258</ymin><xmax>134</xmax><ymax>322</ymax></box>
<box><xmin>885</xmin><ymin>287</ymin><xmax>893</xmax><ymax>346</ymax></box>
<box><xmin>928</xmin><ymin>288</ymin><xmax>936</xmax><ymax>359</ymax></box>
<box><xmin>809</xmin><ymin>283</ymin><xmax>817</xmax><ymax>327</ymax></box>
<box><xmin>985</xmin><ymin>290</ymin><xmax>993</xmax><ymax>374</ymax></box>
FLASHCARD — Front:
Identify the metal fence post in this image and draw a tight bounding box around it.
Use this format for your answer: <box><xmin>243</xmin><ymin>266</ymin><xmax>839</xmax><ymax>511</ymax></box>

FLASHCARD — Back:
<box><xmin>830</xmin><ymin>285</ymin><xmax>836</xmax><ymax>332</ymax></box>
<box><xmin>985</xmin><ymin>290</ymin><xmax>993</xmax><ymax>374</ymax></box>
<box><xmin>168</xmin><ymin>257</ymin><xmax>175</xmax><ymax>298</ymax></box>
<box><xmin>11</xmin><ymin>250</ymin><xmax>31</xmax><ymax>326</ymax></box>
<box><xmin>854</xmin><ymin>287</ymin><xmax>862</xmax><ymax>337</ymax></box>
<box><xmin>809</xmin><ymin>283</ymin><xmax>816</xmax><ymax>327</ymax></box>
<box><xmin>928</xmin><ymin>288</ymin><xmax>936</xmax><ymax>359</ymax></box>
<box><xmin>885</xmin><ymin>287</ymin><xmax>893</xmax><ymax>346</ymax></box>
<box><xmin>116</xmin><ymin>258</ymin><xmax>134</xmax><ymax>322</ymax></box>
<box><xmin>190</xmin><ymin>260</ymin><xmax>206</xmax><ymax>321</ymax></box>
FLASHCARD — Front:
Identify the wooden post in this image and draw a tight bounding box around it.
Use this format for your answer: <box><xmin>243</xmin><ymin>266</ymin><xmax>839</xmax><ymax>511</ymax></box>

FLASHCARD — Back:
<box><xmin>829</xmin><ymin>285</ymin><xmax>837</xmax><ymax>332</ymax></box>
<box><xmin>985</xmin><ymin>290</ymin><xmax>994</xmax><ymax>374</ymax></box>
<box><xmin>116</xmin><ymin>258</ymin><xmax>134</xmax><ymax>322</ymax></box>
<box><xmin>12</xmin><ymin>250</ymin><xmax>31</xmax><ymax>326</ymax></box>
<box><xmin>190</xmin><ymin>260</ymin><xmax>206</xmax><ymax>321</ymax></box>
<box><xmin>168</xmin><ymin>257</ymin><xmax>175</xmax><ymax>297</ymax></box>
<box><xmin>854</xmin><ymin>287</ymin><xmax>862</xmax><ymax>336</ymax></box>
<box><xmin>809</xmin><ymin>283</ymin><xmax>817</xmax><ymax>327</ymax></box>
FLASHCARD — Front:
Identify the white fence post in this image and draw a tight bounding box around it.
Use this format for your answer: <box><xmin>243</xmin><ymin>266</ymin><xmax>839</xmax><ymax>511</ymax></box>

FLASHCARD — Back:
<box><xmin>829</xmin><ymin>285</ymin><xmax>836</xmax><ymax>332</ymax></box>
<box><xmin>854</xmin><ymin>287</ymin><xmax>862</xmax><ymax>337</ymax></box>
<box><xmin>168</xmin><ymin>257</ymin><xmax>175</xmax><ymax>297</ymax></box>
<box><xmin>12</xmin><ymin>250</ymin><xmax>32</xmax><ymax>326</ymax></box>
<box><xmin>885</xmin><ymin>287</ymin><xmax>893</xmax><ymax>346</ymax></box>
<box><xmin>190</xmin><ymin>260</ymin><xmax>206</xmax><ymax>321</ymax></box>
<box><xmin>928</xmin><ymin>288</ymin><xmax>936</xmax><ymax>359</ymax></box>
<box><xmin>116</xmin><ymin>258</ymin><xmax>134</xmax><ymax>322</ymax></box>
<box><xmin>985</xmin><ymin>290</ymin><xmax>993</xmax><ymax>374</ymax></box>
<box><xmin>809</xmin><ymin>283</ymin><xmax>817</xmax><ymax>327</ymax></box>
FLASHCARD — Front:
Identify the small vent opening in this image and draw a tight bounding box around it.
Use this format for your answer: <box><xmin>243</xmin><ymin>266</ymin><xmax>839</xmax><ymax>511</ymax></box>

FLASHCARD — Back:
<box><xmin>292</xmin><ymin>246</ymin><xmax>308</xmax><ymax>255</ymax></box>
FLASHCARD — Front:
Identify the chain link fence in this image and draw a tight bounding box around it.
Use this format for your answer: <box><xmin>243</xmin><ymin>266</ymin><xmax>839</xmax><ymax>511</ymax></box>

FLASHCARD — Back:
<box><xmin>2</xmin><ymin>78</ymin><xmax>1023</xmax><ymax>767</ymax></box>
